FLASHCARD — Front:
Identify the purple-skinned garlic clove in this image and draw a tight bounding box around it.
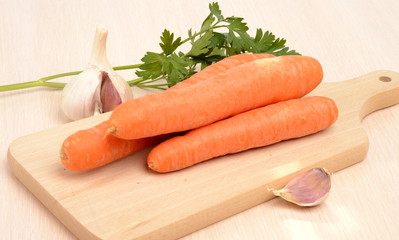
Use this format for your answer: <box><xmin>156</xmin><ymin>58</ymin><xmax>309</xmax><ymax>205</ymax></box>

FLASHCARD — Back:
<box><xmin>270</xmin><ymin>168</ymin><xmax>332</xmax><ymax>207</ymax></box>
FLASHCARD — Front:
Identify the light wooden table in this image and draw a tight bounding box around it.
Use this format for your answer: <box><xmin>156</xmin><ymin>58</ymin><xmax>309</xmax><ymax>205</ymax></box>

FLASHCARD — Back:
<box><xmin>1</xmin><ymin>0</ymin><xmax>398</xmax><ymax>239</ymax></box>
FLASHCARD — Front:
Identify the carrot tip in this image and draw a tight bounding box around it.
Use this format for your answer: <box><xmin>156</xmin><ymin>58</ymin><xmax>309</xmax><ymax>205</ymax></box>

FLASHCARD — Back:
<box><xmin>147</xmin><ymin>162</ymin><xmax>154</xmax><ymax>169</ymax></box>
<box><xmin>105</xmin><ymin>126</ymin><xmax>117</xmax><ymax>138</ymax></box>
<box><xmin>60</xmin><ymin>148</ymin><xmax>68</xmax><ymax>160</ymax></box>
<box><xmin>147</xmin><ymin>161</ymin><xmax>158</xmax><ymax>171</ymax></box>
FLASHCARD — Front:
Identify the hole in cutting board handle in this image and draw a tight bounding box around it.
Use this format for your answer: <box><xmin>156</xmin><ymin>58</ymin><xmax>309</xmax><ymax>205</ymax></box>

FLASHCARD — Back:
<box><xmin>379</xmin><ymin>76</ymin><xmax>392</xmax><ymax>82</ymax></box>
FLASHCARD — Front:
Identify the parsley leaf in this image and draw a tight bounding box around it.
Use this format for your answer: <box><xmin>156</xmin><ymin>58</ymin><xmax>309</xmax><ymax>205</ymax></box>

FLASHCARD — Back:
<box><xmin>186</xmin><ymin>31</ymin><xmax>214</xmax><ymax>57</ymax></box>
<box><xmin>136</xmin><ymin>52</ymin><xmax>166</xmax><ymax>80</ymax></box>
<box><xmin>209</xmin><ymin>2</ymin><xmax>223</xmax><ymax>22</ymax></box>
<box><xmin>208</xmin><ymin>32</ymin><xmax>226</xmax><ymax>48</ymax></box>
<box><xmin>252</xmin><ymin>29</ymin><xmax>300</xmax><ymax>55</ymax></box>
<box><xmin>159</xmin><ymin>30</ymin><xmax>182</xmax><ymax>55</ymax></box>
<box><xmin>163</xmin><ymin>53</ymin><xmax>191</xmax><ymax>86</ymax></box>
<box><xmin>201</xmin><ymin>14</ymin><xmax>216</xmax><ymax>32</ymax></box>
<box><xmin>225</xmin><ymin>17</ymin><xmax>249</xmax><ymax>32</ymax></box>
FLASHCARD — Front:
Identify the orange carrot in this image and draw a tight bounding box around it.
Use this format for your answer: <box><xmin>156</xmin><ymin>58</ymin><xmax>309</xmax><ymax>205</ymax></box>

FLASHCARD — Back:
<box><xmin>60</xmin><ymin>121</ymin><xmax>167</xmax><ymax>171</ymax></box>
<box><xmin>60</xmin><ymin>53</ymin><xmax>273</xmax><ymax>171</ymax></box>
<box><xmin>108</xmin><ymin>55</ymin><xmax>323</xmax><ymax>140</ymax></box>
<box><xmin>147</xmin><ymin>96</ymin><xmax>338</xmax><ymax>173</ymax></box>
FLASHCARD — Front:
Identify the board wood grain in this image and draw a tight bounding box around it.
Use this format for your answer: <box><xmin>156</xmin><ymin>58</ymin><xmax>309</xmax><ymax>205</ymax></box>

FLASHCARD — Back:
<box><xmin>7</xmin><ymin>70</ymin><xmax>399</xmax><ymax>240</ymax></box>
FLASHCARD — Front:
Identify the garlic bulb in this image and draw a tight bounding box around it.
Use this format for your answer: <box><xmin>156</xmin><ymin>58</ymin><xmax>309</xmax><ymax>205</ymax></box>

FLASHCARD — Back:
<box><xmin>269</xmin><ymin>168</ymin><xmax>332</xmax><ymax>207</ymax></box>
<box><xmin>61</xmin><ymin>25</ymin><xmax>132</xmax><ymax>120</ymax></box>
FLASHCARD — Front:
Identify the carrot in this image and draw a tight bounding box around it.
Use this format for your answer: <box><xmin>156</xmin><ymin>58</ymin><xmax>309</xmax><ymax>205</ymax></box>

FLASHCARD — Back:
<box><xmin>108</xmin><ymin>55</ymin><xmax>323</xmax><ymax>140</ymax></box>
<box><xmin>60</xmin><ymin>53</ymin><xmax>273</xmax><ymax>171</ymax></box>
<box><xmin>60</xmin><ymin>121</ymin><xmax>168</xmax><ymax>171</ymax></box>
<box><xmin>147</xmin><ymin>96</ymin><xmax>338</xmax><ymax>173</ymax></box>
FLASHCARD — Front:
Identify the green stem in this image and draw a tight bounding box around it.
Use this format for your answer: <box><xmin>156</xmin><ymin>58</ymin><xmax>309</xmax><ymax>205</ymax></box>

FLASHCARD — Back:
<box><xmin>128</xmin><ymin>75</ymin><xmax>165</xmax><ymax>86</ymax></box>
<box><xmin>42</xmin><ymin>82</ymin><xmax>67</xmax><ymax>88</ymax></box>
<box><xmin>0</xmin><ymin>64</ymin><xmax>142</xmax><ymax>92</ymax></box>
<box><xmin>137</xmin><ymin>83</ymin><xmax>169</xmax><ymax>87</ymax></box>
<box><xmin>0</xmin><ymin>80</ymin><xmax>66</xmax><ymax>92</ymax></box>
<box><xmin>139</xmin><ymin>77</ymin><xmax>165</xmax><ymax>84</ymax></box>
<box><xmin>136</xmin><ymin>83</ymin><xmax>168</xmax><ymax>90</ymax></box>
<box><xmin>127</xmin><ymin>77</ymin><xmax>146</xmax><ymax>86</ymax></box>
<box><xmin>113</xmin><ymin>64</ymin><xmax>142</xmax><ymax>71</ymax></box>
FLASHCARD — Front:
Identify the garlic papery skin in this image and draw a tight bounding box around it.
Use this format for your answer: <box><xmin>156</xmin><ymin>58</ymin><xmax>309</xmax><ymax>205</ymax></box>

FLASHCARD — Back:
<box><xmin>270</xmin><ymin>168</ymin><xmax>332</xmax><ymax>207</ymax></box>
<box><xmin>61</xmin><ymin>25</ymin><xmax>132</xmax><ymax>120</ymax></box>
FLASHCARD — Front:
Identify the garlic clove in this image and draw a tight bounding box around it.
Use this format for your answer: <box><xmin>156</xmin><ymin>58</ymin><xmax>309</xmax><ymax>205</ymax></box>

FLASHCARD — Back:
<box><xmin>270</xmin><ymin>168</ymin><xmax>331</xmax><ymax>207</ymax></box>
<box><xmin>100</xmin><ymin>70</ymin><xmax>132</xmax><ymax>111</ymax></box>
<box><xmin>61</xmin><ymin>25</ymin><xmax>132</xmax><ymax>120</ymax></box>
<box><xmin>92</xmin><ymin>70</ymin><xmax>132</xmax><ymax>113</ymax></box>
<box><xmin>98</xmin><ymin>71</ymin><xmax>122</xmax><ymax>112</ymax></box>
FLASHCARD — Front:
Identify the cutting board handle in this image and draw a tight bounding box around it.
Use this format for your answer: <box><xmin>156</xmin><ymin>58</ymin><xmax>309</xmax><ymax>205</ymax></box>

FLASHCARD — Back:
<box><xmin>311</xmin><ymin>70</ymin><xmax>399</xmax><ymax>122</ymax></box>
<box><xmin>357</xmin><ymin>70</ymin><xmax>399</xmax><ymax>119</ymax></box>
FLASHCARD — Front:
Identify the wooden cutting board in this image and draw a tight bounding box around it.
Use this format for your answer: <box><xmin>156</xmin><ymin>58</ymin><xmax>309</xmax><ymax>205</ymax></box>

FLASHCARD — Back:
<box><xmin>7</xmin><ymin>70</ymin><xmax>399</xmax><ymax>240</ymax></box>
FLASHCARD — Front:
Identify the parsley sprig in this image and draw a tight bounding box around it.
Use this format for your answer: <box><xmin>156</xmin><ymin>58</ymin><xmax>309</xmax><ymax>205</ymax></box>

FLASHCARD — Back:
<box><xmin>134</xmin><ymin>2</ymin><xmax>300</xmax><ymax>89</ymax></box>
<box><xmin>0</xmin><ymin>2</ymin><xmax>299</xmax><ymax>92</ymax></box>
